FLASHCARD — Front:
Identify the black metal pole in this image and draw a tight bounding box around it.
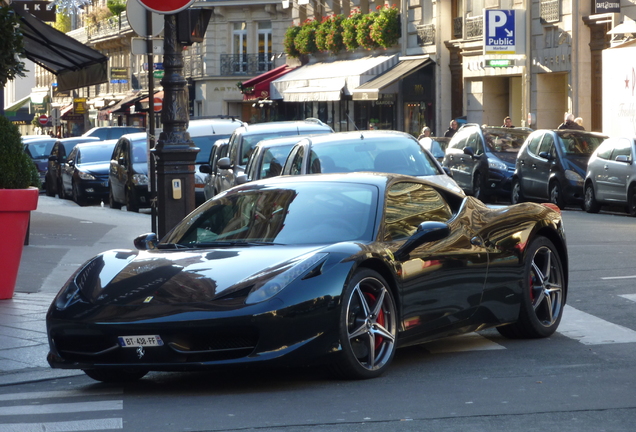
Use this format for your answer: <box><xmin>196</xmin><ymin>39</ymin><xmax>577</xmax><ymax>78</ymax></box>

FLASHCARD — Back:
<box><xmin>146</xmin><ymin>10</ymin><xmax>157</xmax><ymax>234</ymax></box>
<box><xmin>151</xmin><ymin>13</ymin><xmax>198</xmax><ymax>239</ymax></box>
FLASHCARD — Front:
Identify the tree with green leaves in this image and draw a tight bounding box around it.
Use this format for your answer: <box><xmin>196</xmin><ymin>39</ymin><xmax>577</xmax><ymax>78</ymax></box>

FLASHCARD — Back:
<box><xmin>0</xmin><ymin>5</ymin><xmax>27</xmax><ymax>88</ymax></box>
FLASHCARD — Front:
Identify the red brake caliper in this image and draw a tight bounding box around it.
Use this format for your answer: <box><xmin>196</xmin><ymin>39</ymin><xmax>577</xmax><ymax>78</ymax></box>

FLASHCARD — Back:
<box><xmin>365</xmin><ymin>292</ymin><xmax>384</xmax><ymax>350</ymax></box>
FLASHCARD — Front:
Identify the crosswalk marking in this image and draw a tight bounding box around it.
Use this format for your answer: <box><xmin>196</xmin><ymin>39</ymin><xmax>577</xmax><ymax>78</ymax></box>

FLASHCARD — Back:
<box><xmin>0</xmin><ymin>418</ymin><xmax>122</xmax><ymax>432</ymax></box>
<box><xmin>557</xmin><ymin>305</ymin><xmax>636</xmax><ymax>345</ymax></box>
<box><xmin>424</xmin><ymin>332</ymin><xmax>506</xmax><ymax>354</ymax></box>
<box><xmin>619</xmin><ymin>294</ymin><xmax>636</xmax><ymax>302</ymax></box>
<box><xmin>0</xmin><ymin>388</ymin><xmax>122</xmax><ymax>402</ymax></box>
<box><xmin>0</xmin><ymin>400</ymin><xmax>122</xmax><ymax>416</ymax></box>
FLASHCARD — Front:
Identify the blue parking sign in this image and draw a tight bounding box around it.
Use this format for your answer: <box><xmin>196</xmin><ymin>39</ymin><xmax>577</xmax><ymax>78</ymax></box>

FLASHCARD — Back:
<box><xmin>484</xmin><ymin>10</ymin><xmax>516</xmax><ymax>54</ymax></box>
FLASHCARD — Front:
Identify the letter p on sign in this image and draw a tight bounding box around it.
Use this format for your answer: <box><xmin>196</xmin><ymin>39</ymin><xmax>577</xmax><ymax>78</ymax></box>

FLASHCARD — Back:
<box><xmin>488</xmin><ymin>11</ymin><xmax>507</xmax><ymax>37</ymax></box>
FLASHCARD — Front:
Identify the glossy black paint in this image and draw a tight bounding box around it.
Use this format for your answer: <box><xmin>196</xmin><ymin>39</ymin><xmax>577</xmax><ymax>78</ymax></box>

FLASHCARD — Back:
<box><xmin>45</xmin><ymin>137</ymin><xmax>102</xmax><ymax>197</ymax></box>
<box><xmin>109</xmin><ymin>133</ymin><xmax>151</xmax><ymax>211</ymax></box>
<box><xmin>46</xmin><ymin>173</ymin><xmax>568</xmax><ymax>374</ymax></box>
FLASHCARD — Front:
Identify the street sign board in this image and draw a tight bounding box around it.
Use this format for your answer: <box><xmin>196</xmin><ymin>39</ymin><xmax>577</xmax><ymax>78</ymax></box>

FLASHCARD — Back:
<box><xmin>137</xmin><ymin>0</ymin><xmax>195</xmax><ymax>14</ymax></box>
<box><xmin>131</xmin><ymin>37</ymin><xmax>164</xmax><ymax>55</ymax></box>
<box><xmin>153</xmin><ymin>98</ymin><xmax>163</xmax><ymax>112</ymax></box>
<box><xmin>484</xmin><ymin>10</ymin><xmax>516</xmax><ymax>55</ymax></box>
<box><xmin>50</xmin><ymin>107</ymin><xmax>61</xmax><ymax>126</ymax></box>
<box><xmin>38</xmin><ymin>114</ymin><xmax>48</xmax><ymax>126</ymax></box>
<box><xmin>127</xmin><ymin>0</ymin><xmax>164</xmax><ymax>37</ymax></box>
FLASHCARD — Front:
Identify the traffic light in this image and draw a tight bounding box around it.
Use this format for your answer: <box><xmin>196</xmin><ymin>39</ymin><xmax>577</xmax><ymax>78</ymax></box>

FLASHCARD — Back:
<box><xmin>177</xmin><ymin>9</ymin><xmax>212</xmax><ymax>46</ymax></box>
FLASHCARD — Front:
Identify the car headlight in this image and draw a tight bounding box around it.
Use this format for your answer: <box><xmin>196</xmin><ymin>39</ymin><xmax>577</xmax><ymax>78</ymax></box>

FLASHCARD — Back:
<box><xmin>488</xmin><ymin>159</ymin><xmax>508</xmax><ymax>171</ymax></box>
<box><xmin>78</xmin><ymin>171</ymin><xmax>96</xmax><ymax>180</ymax></box>
<box><xmin>132</xmin><ymin>173</ymin><xmax>149</xmax><ymax>185</ymax></box>
<box><xmin>245</xmin><ymin>252</ymin><xmax>328</xmax><ymax>305</ymax></box>
<box><xmin>564</xmin><ymin>169</ymin><xmax>583</xmax><ymax>185</ymax></box>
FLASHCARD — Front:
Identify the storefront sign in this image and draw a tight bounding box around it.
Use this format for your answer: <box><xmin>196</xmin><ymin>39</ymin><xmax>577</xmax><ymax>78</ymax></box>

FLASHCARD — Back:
<box><xmin>73</xmin><ymin>98</ymin><xmax>87</xmax><ymax>114</ymax></box>
<box><xmin>484</xmin><ymin>10</ymin><xmax>516</xmax><ymax>54</ymax></box>
<box><xmin>595</xmin><ymin>2</ymin><xmax>620</xmax><ymax>14</ymax></box>
<box><xmin>110</xmin><ymin>67</ymin><xmax>130</xmax><ymax>84</ymax></box>
<box><xmin>13</xmin><ymin>1</ymin><xmax>56</xmax><ymax>22</ymax></box>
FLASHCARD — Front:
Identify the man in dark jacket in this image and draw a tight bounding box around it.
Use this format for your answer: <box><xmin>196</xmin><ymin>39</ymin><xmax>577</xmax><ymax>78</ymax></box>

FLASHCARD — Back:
<box><xmin>558</xmin><ymin>113</ymin><xmax>584</xmax><ymax>130</ymax></box>
<box><xmin>444</xmin><ymin>120</ymin><xmax>458</xmax><ymax>137</ymax></box>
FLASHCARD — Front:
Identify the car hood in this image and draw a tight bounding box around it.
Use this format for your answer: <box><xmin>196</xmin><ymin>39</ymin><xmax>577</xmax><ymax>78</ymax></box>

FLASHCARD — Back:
<box><xmin>76</xmin><ymin>162</ymin><xmax>110</xmax><ymax>175</ymax></box>
<box><xmin>492</xmin><ymin>152</ymin><xmax>517</xmax><ymax>165</ymax></box>
<box><xmin>421</xmin><ymin>174</ymin><xmax>465</xmax><ymax>195</ymax></box>
<box><xmin>133</xmin><ymin>162</ymin><xmax>149</xmax><ymax>176</ymax></box>
<box><xmin>74</xmin><ymin>245</ymin><xmax>327</xmax><ymax>306</ymax></box>
<box><xmin>563</xmin><ymin>155</ymin><xmax>589</xmax><ymax>175</ymax></box>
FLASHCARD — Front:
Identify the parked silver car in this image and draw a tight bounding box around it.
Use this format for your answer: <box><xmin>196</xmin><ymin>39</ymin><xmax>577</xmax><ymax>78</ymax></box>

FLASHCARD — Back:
<box><xmin>584</xmin><ymin>136</ymin><xmax>636</xmax><ymax>216</ymax></box>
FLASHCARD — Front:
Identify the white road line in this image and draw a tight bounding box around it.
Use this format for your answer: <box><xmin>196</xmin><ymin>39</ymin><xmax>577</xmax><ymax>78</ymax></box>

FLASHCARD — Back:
<box><xmin>0</xmin><ymin>400</ymin><xmax>122</xmax><ymax>416</ymax></box>
<box><xmin>424</xmin><ymin>332</ymin><xmax>505</xmax><ymax>354</ymax></box>
<box><xmin>601</xmin><ymin>275</ymin><xmax>636</xmax><ymax>280</ymax></box>
<box><xmin>619</xmin><ymin>294</ymin><xmax>636</xmax><ymax>302</ymax></box>
<box><xmin>557</xmin><ymin>305</ymin><xmax>636</xmax><ymax>345</ymax></box>
<box><xmin>0</xmin><ymin>389</ymin><xmax>122</xmax><ymax>402</ymax></box>
<box><xmin>0</xmin><ymin>418</ymin><xmax>122</xmax><ymax>432</ymax></box>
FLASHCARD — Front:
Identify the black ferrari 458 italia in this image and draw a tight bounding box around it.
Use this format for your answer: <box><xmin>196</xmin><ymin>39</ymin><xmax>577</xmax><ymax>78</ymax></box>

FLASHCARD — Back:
<box><xmin>47</xmin><ymin>172</ymin><xmax>568</xmax><ymax>382</ymax></box>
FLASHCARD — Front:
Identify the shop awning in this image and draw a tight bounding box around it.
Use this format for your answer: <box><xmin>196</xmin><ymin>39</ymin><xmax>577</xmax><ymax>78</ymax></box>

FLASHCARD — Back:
<box><xmin>271</xmin><ymin>55</ymin><xmax>398</xmax><ymax>102</ymax></box>
<box><xmin>351</xmin><ymin>56</ymin><xmax>432</xmax><ymax>101</ymax></box>
<box><xmin>14</xmin><ymin>6</ymin><xmax>108</xmax><ymax>92</ymax></box>
<box><xmin>138</xmin><ymin>91</ymin><xmax>164</xmax><ymax>111</ymax></box>
<box><xmin>60</xmin><ymin>104</ymin><xmax>74</xmax><ymax>119</ymax></box>
<box><xmin>97</xmin><ymin>92</ymin><xmax>143</xmax><ymax>116</ymax></box>
<box><xmin>4</xmin><ymin>95</ymin><xmax>31</xmax><ymax>114</ymax></box>
<box><xmin>241</xmin><ymin>65</ymin><xmax>295</xmax><ymax>101</ymax></box>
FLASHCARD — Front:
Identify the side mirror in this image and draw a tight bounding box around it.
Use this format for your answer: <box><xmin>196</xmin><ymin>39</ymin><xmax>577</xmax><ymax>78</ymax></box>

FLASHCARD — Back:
<box><xmin>442</xmin><ymin>166</ymin><xmax>453</xmax><ymax>177</ymax></box>
<box><xmin>217</xmin><ymin>157</ymin><xmax>232</xmax><ymax>170</ymax></box>
<box><xmin>236</xmin><ymin>174</ymin><xmax>249</xmax><ymax>185</ymax></box>
<box><xmin>394</xmin><ymin>221</ymin><xmax>450</xmax><ymax>261</ymax></box>
<box><xmin>463</xmin><ymin>146</ymin><xmax>475</xmax><ymax>157</ymax></box>
<box><xmin>118</xmin><ymin>156</ymin><xmax>126</xmax><ymax>166</ymax></box>
<box><xmin>133</xmin><ymin>233</ymin><xmax>158</xmax><ymax>251</ymax></box>
<box><xmin>48</xmin><ymin>155</ymin><xmax>56</xmax><ymax>162</ymax></box>
<box><xmin>538</xmin><ymin>151</ymin><xmax>554</xmax><ymax>161</ymax></box>
<box><xmin>199</xmin><ymin>164</ymin><xmax>212</xmax><ymax>174</ymax></box>
<box><xmin>615</xmin><ymin>155</ymin><xmax>632</xmax><ymax>164</ymax></box>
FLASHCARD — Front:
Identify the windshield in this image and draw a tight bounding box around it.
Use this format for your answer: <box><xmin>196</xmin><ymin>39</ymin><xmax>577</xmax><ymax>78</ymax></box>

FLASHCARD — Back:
<box><xmin>163</xmin><ymin>182</ymin><xmax>378</xmax><ymax>246</ymax></box>
<box><xmin>132</xmin><ymin>139</ymin><xmax>148</xmax><ymax>163</ymax></box>
<box><xmin>78</xmin><ymin>144</ymin><xmax>115</xmax><ymax>164</ymax></box>
<box><xmin>240</xmin><ymin>130</ymin><xmax>327</xmax><ymax>166</ymax></box>
<box><xmin>483</xmin><ymin>128</ymin><xmax>530</xmax><ymax>154</ymax></box>
<box><xmin>556</xmin><ymin>132</ymin><xmax>605</xmax><ymax>156</ymax></box>
<box><xmin>192</xmin><ymin>134</ymin><xmax>232</xmax><ymax>164</ymax></box>
<box><xmin>26</xmin><ymin>141</ymin><xmax>54</xmax><ymax>159</ymax></box>
<box><xmin>308</xmin><ymin>136</ymin><xmax>441</xmax><ymax>177</ymax></box>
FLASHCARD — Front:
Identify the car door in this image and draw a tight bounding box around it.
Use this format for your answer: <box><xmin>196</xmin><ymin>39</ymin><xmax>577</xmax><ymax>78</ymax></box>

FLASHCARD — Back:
<box><xmin>62</xmin><ymin>146</ymin><xmax>78</xmax><ymax>195</ymax></box>
<box><xmin>525</xmin><ymin>132</ymin><xmax>554</xmax><ymax>199</ymax></box>
<box><xmin>589</xmin><ymin>139</ymin><xmax>614</xmax><ymax>201</ymax></box>
<box><xmin>605</xmin><ymin>138</ymin><xmax>633</xmax><ymax>201</ymax></box>
<box><xmin>382</xmin><ymin>182</ymin><xmax>488</xmax><ymax>337</ymax></box>
<box><xmin>109</xmin><ymin>139</ymin><xmax>128</xmax><ymax>203</ymax></box>
<box><xmin>516</xmin><ymin>132</ymin><xmax>541</xmax><ymax>196</ymax></box>
<box><xmin>443</xmin><ymin>130</ymin><xmax>471</xmax><ymax>190</ymax></box>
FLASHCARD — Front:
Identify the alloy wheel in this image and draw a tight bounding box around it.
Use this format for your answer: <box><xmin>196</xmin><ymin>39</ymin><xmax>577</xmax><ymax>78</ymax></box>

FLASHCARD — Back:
<box><xmin>530</xmin><ymin>245</ymin><xmax>564</xmax><ymax>328</ymax></box>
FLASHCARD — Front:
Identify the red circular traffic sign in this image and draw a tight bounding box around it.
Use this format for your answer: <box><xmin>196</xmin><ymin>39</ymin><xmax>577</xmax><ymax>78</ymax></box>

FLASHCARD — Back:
<box><xmin>38</xmin><ymin>114</ymin><xmax>48</xmax><ymax>126</ymax></box>
<box><xmin>137</xmin><ymin>0</ymin><xmax>195</xmax><ymax>14</ymax></box>
<box><xmin>153</xmin><ymin>98</ymin><xmax>163</xmax><ymax>112</ymax></box>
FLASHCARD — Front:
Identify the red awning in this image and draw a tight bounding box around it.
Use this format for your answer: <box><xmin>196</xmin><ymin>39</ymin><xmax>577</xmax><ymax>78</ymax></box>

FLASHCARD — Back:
<box><xmin>241</xmin><ymin>65</ymin><xmax>295</xmax><ymax>101</ymax></box>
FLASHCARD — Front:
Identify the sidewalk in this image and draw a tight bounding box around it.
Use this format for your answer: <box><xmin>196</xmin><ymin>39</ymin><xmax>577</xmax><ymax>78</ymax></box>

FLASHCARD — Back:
<box><xmin>0</xmin><ymin>195</ymin><xmax>152</xmax><ymax>385</ymax></box>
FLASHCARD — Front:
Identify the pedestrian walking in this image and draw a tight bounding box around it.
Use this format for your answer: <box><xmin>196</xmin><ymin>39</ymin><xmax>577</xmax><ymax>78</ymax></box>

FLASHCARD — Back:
<box><xmin>444</xmin><ymin>120</ymin><xmax>458</xmax><ymax>138</ymax></box>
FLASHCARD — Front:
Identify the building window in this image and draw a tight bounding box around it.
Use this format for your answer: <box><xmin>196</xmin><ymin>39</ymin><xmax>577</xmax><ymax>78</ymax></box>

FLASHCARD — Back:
<box><xmin>540</xmin><ymin>0</ymin><xmax>560</xmax><ymax>24</ymax></box>
<box><xmin>232</xmin><ymin>22</ymin><xmax>247</xmax><ymax>73</ymax></box>
<box><xmin>257</xmin><ymin>21</ymin><xmax>273</xmax><ymax>73</ymax></box>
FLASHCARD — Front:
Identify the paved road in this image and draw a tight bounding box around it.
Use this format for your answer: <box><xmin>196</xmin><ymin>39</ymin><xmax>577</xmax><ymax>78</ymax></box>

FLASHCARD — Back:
<box><xmin>0</xmin><ymin>199</ymin><xmax>634</xmax><ymax>431</ymax></box>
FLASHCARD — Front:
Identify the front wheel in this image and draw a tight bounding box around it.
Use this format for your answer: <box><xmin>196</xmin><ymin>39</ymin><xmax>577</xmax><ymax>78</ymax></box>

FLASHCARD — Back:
<box><xmin>109</xmin><ymin>187</ymin><xmax>122</xmax><ymax>209</ymax></box>
<box><xmin>83</xmin><ymin>369</ymin><xmax>148</xmax><ymax>383</ymax></box>
<box><xmin>584</xmin><ymin>183</ymin><xmax>600</xmax><ymax>213</ymax></box>
<box><xmin>511</xmin><ymin>179</ymin><xmax>524</xmax><ymax>204</ymax></box>
<box><xmin>72</xmin><ymin>182</ymin><xmax>87</xmax><ymax>206</ymax></box>
<box><xmin>332</xmin><ymin>269</ymin><xmax>397</xmax><ymax>380</ymax></box>
<box><xmin>473</xmin><ymin>173</ymin><xmax>485</xmax><ymax>201</ymax></box>
<box><xmin>549</xmin><ymin>181</ymin><xmax>565</xmax><ymax>210</ymax></box>
<box><xmin>126</xmin><ymin>187</ymin><xmax>140</xmax><ymax>213</ymax></box>
<box><xmin>497</xmin><ymin>237</ymin><xmax>565</xmax><ymax>339</ymax></box>
<box><xmin>628</xmin><ymin>185</ymin><xmax>636</xmax><ymax>217</ymax></box>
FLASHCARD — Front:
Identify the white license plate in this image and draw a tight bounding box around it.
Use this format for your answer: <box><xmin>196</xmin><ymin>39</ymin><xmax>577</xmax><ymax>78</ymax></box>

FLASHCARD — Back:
<box><xmin>118</xmin><ymin>335</ymin><xmax>164</xmax><ymax>348</ymax></box>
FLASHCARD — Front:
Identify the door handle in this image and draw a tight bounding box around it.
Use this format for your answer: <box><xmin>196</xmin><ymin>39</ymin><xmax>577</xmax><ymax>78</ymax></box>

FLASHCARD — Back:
<box><xmin>470</xmin><ymin>236</ymin><xmax>483</xmax><ymax>247</ymax></box>
<box><xmin>604</xmin><ymin>165</ymin><xmax>609</xmax><ymax>170</ymax></box>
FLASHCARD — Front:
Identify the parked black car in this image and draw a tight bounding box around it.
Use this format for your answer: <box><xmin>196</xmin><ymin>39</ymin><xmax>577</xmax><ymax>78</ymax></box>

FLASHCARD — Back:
<box><xmin>45</xmin><ymin>137</ymin><xmax>102</xmax><ymax>198</ymax></box>
<box><xmin>200</xmin><ymin>138</ymin><xmax>229</xmax><ymax>201</ymax></box>
<box><xmin>82</xmin><ymin>126</ymin><xmax>144</xmax><ymax>140</ymax></box>
<box><xmin>23</xmin><ymin>137</ymin><xmax>56</xmax><ymax>189</ymax></box>
<box><xmin>215</xmin><ymin>119</ymin><xmax>334</xmax><ymax>194</ymax></box>
<box><xmin>512</xmin><ymin>129</ymin><xmax>607</xmax><ymax>209</ymax></box>
<box><xmin>442</xmin><ymin>124</ymin><xmax>531</xmax><ymax>201</ymax></box>
<box><xmin>60</xmin><ymin>140</ymin><xmax>117</xmax><ymax>206</ymax></box>
<box><xmin>237</xmin><ymin>135</ymin><xmax>308</xmax><ymax>185</ymax></box>
<box><xmin>108</xmin><ymin>133</ymin><xmax>150</xmax><ymax>212</ymax></box>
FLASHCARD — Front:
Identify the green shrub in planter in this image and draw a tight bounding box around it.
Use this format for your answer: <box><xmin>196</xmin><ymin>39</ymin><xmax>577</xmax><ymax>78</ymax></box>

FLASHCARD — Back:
<box><xmin>284</xmin><ymin>26</ymin><xmax>302</xmax><ymax>58</ymax></box>
<box><xmin>0</xmin><ymin>115</ymin><xmax>40</xmax><ymax>189</ymax></box>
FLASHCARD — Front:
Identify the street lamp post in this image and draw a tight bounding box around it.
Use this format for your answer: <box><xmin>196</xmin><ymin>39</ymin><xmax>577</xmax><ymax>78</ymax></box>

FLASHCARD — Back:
<box><xmin>151</xmin><ymin>13</ymin><xmax>198</xmax><ymax>238</ymax></box>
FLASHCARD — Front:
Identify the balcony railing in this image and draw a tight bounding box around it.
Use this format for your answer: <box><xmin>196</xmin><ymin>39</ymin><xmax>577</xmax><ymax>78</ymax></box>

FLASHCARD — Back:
<box><xmin>540</xmin><ymin>0</ymin><xmax>560</xmax><ymax>24</ymax></box>
<box><xmin>453</xmin><ymin>17</ymin><xmax>463</xmax><ymax>39</ymax></box>
<box><xmin>465</xmin><ymin>15</ymin><xmax>483</xmax><ymax>39</ymax></box>
<box><xmin>87</xmin><ymin>12</ymin><xmax>132</xmax><ymax>41</ymax></box>
<box><xmin>220</xmin><ymin>54</ymin><xmax>273</xmax><ymax>76</ymax></box>
<box><xmin>416</xmin><ymin>23</ymin><xmax>435</xmax><ymax>46</ymax></box>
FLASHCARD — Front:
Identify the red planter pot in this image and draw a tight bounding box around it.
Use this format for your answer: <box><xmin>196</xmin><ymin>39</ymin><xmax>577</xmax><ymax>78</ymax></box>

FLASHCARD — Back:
<box><xmin>0</xmin><ymin>188</ymin><xmax>39</xmax><ymax>299</ymax></box>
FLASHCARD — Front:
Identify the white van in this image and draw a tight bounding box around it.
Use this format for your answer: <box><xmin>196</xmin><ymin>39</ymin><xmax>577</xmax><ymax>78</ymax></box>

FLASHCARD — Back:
<box><xmin>188</xmin><ymin>117</ymin><xmax>246</xmax><ymax>205</ymax></box>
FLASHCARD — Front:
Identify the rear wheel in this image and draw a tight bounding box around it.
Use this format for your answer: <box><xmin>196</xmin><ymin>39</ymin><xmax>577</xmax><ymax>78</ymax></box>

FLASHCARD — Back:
<box><xmin>511</xmin><ymin>179</ymin><xmax>524</xmax><ymax>204</ymax></box>
<box><xmin>332</xmin><ymin>269</ymin><xmax>397</xmax><ymax>380</ymax></box>
<box><xmin>45</xmin><ymin>175</ymin><xmax>55</xmax><ymax>197</ymax></box>
<box><xmin>109</xmin><ymin>187</ymin><xmax>122</xmax><ymax>209</ymax></box>
<box><xmin>549</xmin><ymin>181</ymin><xmax>565</xmax><ymax>210</ymax></box>
<box><xmin>58</xmin><ymin>179</ymin><xmax>67</xmax><ymax>200</ymax></box>
<box><xmin>497</xmin><ymin>237</ymin><xmax>565</xmax><ymax>339</ymax></box>
<box><xmin>72</xmin><ymin>182</ymin><xmax>87</xmax><ymax>206</ymax></box>
<box><xmin>473</xmin><ymin>173</ymin><xmax>485</xmax><ymax>201</ymax></box>
<box><xmin>584</xmin><ymin>183</ymin><xmax>600</xmax><ymax>213</ymax></box>
<box><xmin>628</xmin><ymin>185</ymin><xmax>636</xmax><ymax>217</ymax></box>
<box><xmin>126</xmin><ymin>187</ymin><xmax>140</xmax><ymax>213</ymax></box>
<box><xmin>83</xmin><ymin>369</ymin><xmax>148</xmax><ymax>383</ymax></box>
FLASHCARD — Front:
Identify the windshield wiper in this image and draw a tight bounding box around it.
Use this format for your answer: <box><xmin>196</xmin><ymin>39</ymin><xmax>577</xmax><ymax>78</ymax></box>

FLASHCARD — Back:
<box><xmin>157</xmin><ymin>243</ymin><xmax>192</xmax><ymax>249</ymax></box>
<box><xmin>192</xmin><ymin>241</ymin><xmax>283</xmax><ymax>247</ymax></box>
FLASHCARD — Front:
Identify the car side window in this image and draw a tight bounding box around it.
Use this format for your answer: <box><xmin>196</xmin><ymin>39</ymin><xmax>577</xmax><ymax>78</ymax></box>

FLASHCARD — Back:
<box><xmin>68</xmin><ymin>147</ymin><xmax>78</xmax><ymax>164</ymax></box>
<box><xmin>538</xmin><ymin>134</ymin><xmax>554</xmax><ymax>157</ymax></box>
<box><xmin>468</xmin><ymin>132</ymin><xmax>482</xmax><ymax>155</ymax></box>
<box><xmin>595</xmin><ymin>140</ymin><xmax>613</xmax><ymax>160</ymax></box>
<box><xmin>611</xmin><ymin>138</ymin><xmax>632</xmax><ymax>161</ymax></box>
<box><xmin>449</xmin><ymin>131</ymin><xmax>468</xmax><ymax>150</ymax></box>
<box><xmin>289</xmin><ymin>146</ymin><xmax>305</xmax><ymax>175</ymax></box>
<box><xmin>526</xmin><ymin>134</ymin><xmax>542</xmax><ymax>155</ymax></box>
<box><xmin>383</xmin><ymin>182</ymin><xmax>453</xmax><ymax>241</ymax></box>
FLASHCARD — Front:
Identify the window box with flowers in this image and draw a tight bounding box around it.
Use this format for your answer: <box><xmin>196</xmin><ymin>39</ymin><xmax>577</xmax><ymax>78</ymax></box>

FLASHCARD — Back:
<box><xmin>284</xmin><ymin>25</ymin><xmax>302</xmax><ymax>58</ymax></box>
<box><xmin>294</xmin><ymin>19</ymin><xmax>320</xmax><ymax>55</ymax></box>
<box><xmin>316</xmin><ymin>14</ymin><xmax>345</xmax><ymax>55</ymax></box>
<box><xmin>356</xmin><ymin>11</ymin><xmax>379</xmax><ymax>50</ymax></box>
<box><xmin>370</xmin><ymin>5</ymin><xmax>400</xmax><ymax>49</ymax></box>
<box><xmin>342</xmin><ymin>9</ymin><xmax>363</xmax><ymax>51</ymax></box>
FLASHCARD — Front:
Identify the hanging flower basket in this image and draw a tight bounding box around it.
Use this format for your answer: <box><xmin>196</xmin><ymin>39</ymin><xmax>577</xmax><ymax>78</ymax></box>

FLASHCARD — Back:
<box><xmin>295</xmin><ymin>19</ymin><xmax>320</xmax><ymax>55</ymax></box>
<box><xmin>370</xmin><ymin>5</ymin><xmax>400</xmax><ymax>49</ymax></box>
<box><xmin>284</xmin><ymin>25</ymin><xmax>302</xmax><ymax>58</ymax></box>
<box><xmin>342</xmin><ymin>9</ymin><xmax>362</xmax><ymax>51</ymax></box>
<box><xmin>356</xmin><ymin>11</ymin><xmax>379</xmax><ymax>50</ymax></box>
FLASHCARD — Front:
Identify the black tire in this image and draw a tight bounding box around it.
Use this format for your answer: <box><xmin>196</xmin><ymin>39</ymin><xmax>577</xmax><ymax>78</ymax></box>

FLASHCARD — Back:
<box><xmin>511</xmin><ymin>179</ymin><xmax>524</xmax><ymax>204</ymax></box>
<box><xmin>45</xmin><ymin>175</ymin><xmax>55</xmax><ymax>197</ymax></box>
<box><xmin>628</xmin><ymin>185</ymin><xmax>636</xmax><ymax>217</ymax></box>
<box><xmin>584</xmin><ymin>183</ymin><xmax>600</xmax><ymax>213</ymax></box>
<box><xmin>72</xmin><ymin>182</ymin><xmax>87</xmax><ymax>206</ymax></box>
<box><xmin>126</xmin><ymin>187</ymin><xmax>140</xmax><ymax>213</ymax></box>
<box><xmin>473</xmin><ymin>172</ymin><xmax>485</xmax><ymax>201</ymax></box>
<box><xmin>109</xmin><ymin>187</ymin><xmax>122</xmax><ymax>209</ymax></box>
<box><xmin>58</xmin><ymin>179</ymin><xmax>67</xmax><ymax>200</ymax></box>
<box><xmin>83</xmin><ymin>369</ymin><xmax>148</xmax><ymax>383</ymax></box>
<box><xmin>332</xmin><ymin>269</ymin><xmax>397</xmax><ymax>380</ymax></box>
<box><xmin>497</xmin><ymin>237</ymin><xmax>565</xmax><ymax>339</ymax></box>
<box><xmin>549</xmin><ymin>181</ymin><xmax>565</xmax><ymax>210</ymax></box>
